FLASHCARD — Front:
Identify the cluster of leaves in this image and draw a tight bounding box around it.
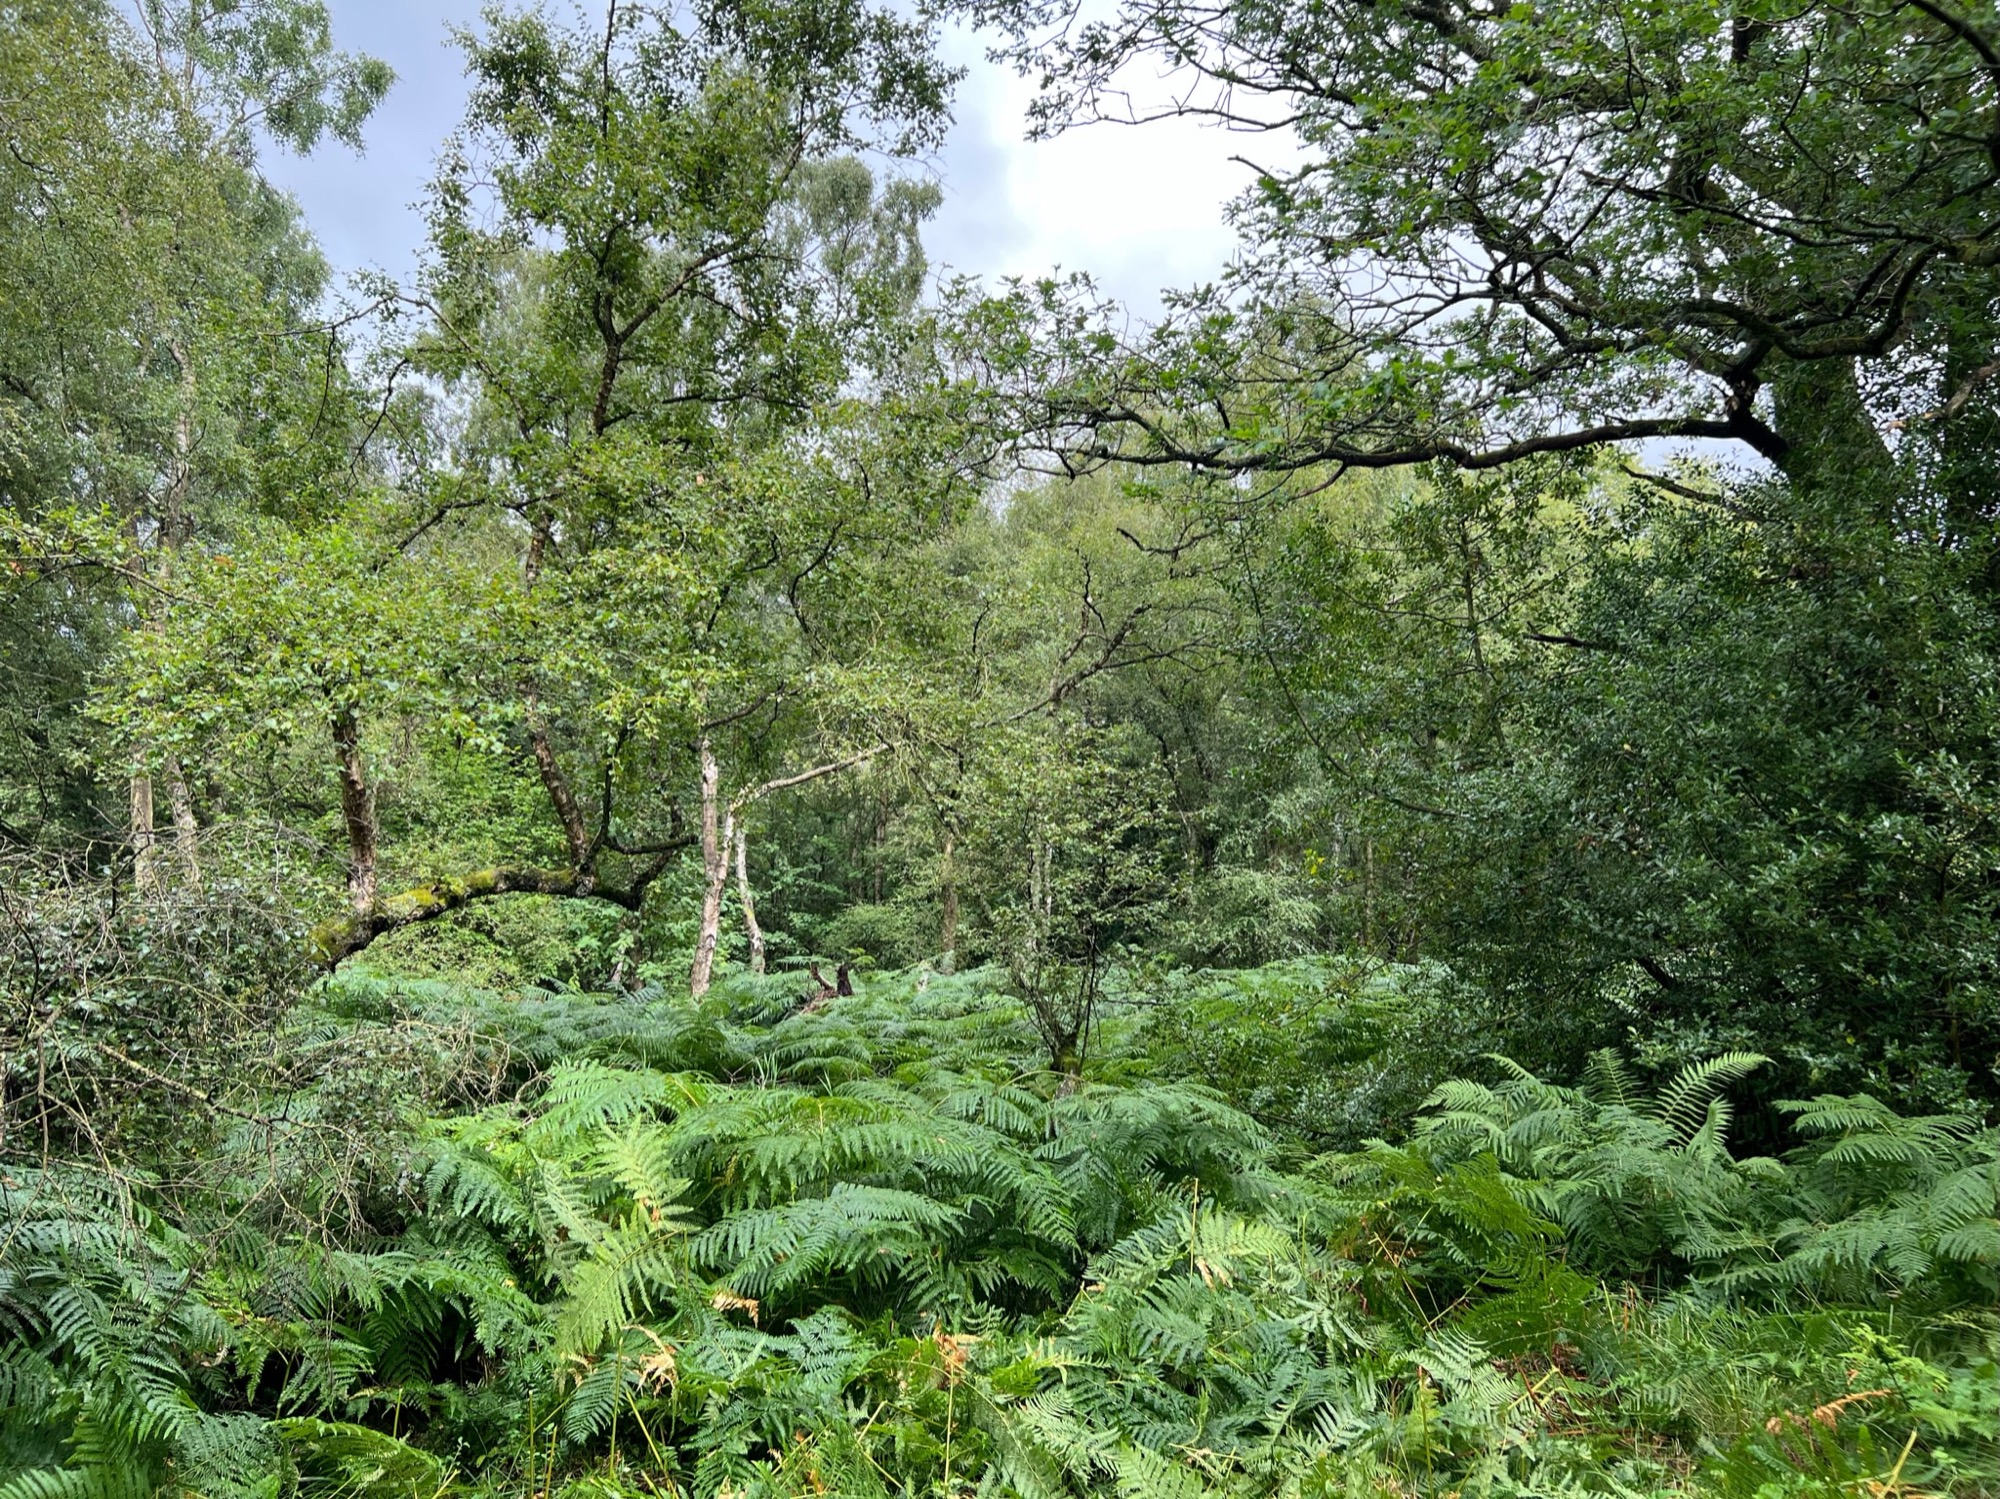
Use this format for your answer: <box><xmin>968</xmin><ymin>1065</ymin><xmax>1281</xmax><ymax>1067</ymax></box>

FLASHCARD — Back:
<box><xmin>2</xmin><ymin>962</ymin><xmax>1992</xmax><ymax>1498</ymax></box>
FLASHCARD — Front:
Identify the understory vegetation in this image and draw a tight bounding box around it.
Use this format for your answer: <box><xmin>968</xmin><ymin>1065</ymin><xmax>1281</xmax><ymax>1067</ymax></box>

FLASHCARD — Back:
<box><xmin>4</xmin><ymin>953</ymin><xmax>1995</xmax><ymax>1498</ymax></box>
<box><xmin>4</xmin><ymin>0</ymin><xmax>1998</xmax><ymax>1494</ymax></box>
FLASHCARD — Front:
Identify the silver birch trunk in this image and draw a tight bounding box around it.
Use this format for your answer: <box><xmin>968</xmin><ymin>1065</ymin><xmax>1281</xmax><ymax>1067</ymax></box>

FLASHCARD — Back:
<box><xmin>734</xmin><ymin>822</ymin><xmax>765</xmax><ymax>976</ymax></box>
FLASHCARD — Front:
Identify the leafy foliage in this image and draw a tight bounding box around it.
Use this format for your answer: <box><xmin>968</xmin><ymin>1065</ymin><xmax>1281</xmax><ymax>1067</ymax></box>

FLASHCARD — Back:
<box><xmin>2</xmin><ymin>965</ymin><xmax>1992</xmax><ymax>1496</ymax></box>
<box><xmin>4</xmin><ymin>0</ymin><xmax>1999</xmax><ymax>1496</ymax></box>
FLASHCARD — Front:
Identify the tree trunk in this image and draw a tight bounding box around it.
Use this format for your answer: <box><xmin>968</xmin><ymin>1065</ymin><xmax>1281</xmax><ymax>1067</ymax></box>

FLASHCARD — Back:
<box><xmin>164</xmin><ymin>341</ymin><xmax>194</xmax><ymax>548</ymax></box>
<box><xmin>332</xmin><ymin>708</ymin><xmax>378</xmax><ymax>915</ymax></box>
<box><xmin>164</xmin><ymin>752</ymin><xmax>200</xmax><ymax>889</ymax></box>
<box><xmin>871</xmin><ymin>790</ymin><xmax>887</xmax><ymax>903</ymax></box>
<box><xmin>938</xmin><ymin>827</ymin><xmax>958</xmax><ymax>972</ymax></box>
<box><xmin>129</xmin><ymin>771</ymin><xmax>159</xmax><ymax>894</ymax></box>
<box><xmin>1939</xmin><ymin>323</ymin><xmax>2000</xmax><ymax>593</ymax></box>
<box><xmin>690</xmin><ymin>739</ymin><xmax>727</xmax><ymax>997</ymax></box>
<box><xmin>1769</xmin><ymin>356</ymin><xmax>1896</xmax><ymax>507</ymax></box>
<box><xmin>1457</xmin><ymin>519</ymin><xmax>1505</xmax><ymax>752</ymax></box>
<box><xmin>129</xmin><ymin>348</ymin><xmax>199</xmax><ymax>895</ymax></box>
<box><xmin>1054</xmin><ymin>1045</ymin><xmax>1083</xmax><ymax>1096</ymax></box>
<box><xmin>733</xmin><ymin>822</ymin><xmax>766</xmax><ymax>976</ymax></box>
<box><xmin>523</xmin><ymin>686</ymin><xmax>592</xmax><ymax>882</ymax></box>
<box><xmin>1362</xmin><ymin>837</ymin><xmax>1375</xmax><ymax>953</ymax></box>
<box><xmin>309</xmin><ymin>863</ymin><xmax>617</xmax><ymax>967</ymax></box>
<box><xmin>517</xmin><ymin>512</ymin><xmax>597</xmax><ymax>885</ymax></box>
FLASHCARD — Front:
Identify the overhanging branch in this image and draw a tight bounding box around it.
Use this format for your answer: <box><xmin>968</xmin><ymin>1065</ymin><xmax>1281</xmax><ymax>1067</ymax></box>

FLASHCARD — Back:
<box><xmin>308</xmin><ymin>857</ymin><xmax>684</xmax><ymax>969</ymax></box>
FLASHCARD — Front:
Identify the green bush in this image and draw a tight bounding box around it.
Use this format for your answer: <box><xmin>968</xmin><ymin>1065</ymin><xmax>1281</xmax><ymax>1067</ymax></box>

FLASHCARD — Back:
<box><xmin>810</xmin><ymin>900</ymin><xmax>924</xmax><ymax>969</ymax></box>
<box><xmin>1134</xmin><ymin>955</ymin><xmax>1479</xmax><ymax>1145</ymax></box>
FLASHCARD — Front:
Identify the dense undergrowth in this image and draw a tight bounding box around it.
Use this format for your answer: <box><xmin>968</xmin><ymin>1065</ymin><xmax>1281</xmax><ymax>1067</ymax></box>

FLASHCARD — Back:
<box><xmin>1</xmin><ymin>959</ymin><xmax>1993</xmax><ymax>1499</ymax></box>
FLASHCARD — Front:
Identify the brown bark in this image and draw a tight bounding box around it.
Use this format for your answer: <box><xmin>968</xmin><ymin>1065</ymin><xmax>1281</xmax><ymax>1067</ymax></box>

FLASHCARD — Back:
<box><xmin>306</xmin><ymin>680</ymin><xmax>693</xmax><ymax>971</ymax></box>
<box><xmin>524</xmin><ymin>514</ymin><xmax>552</xmax><ymax>587</ymax></box>
<box><xmin>524</xmin><ymin>688</ymin><xmax>593</xmax><ymax>881</ymax></box>
<box><xmin>331</xmin><ymin>707</ymin><xmax>378</xmax><ymax>915</ymax></box>
<box><xmin>517</xmin><ymin>512</ymin><xmax>596</xmax><ymax>881</ymax></box>
<box><xmin>690</xmin><ymin>738</ymin><xmax>727</xmax><ymax>997</ymax></box>
<box><xmin>871</xmin><ymin>792</ymin><xmax>887</xmax><ymax>903</ymax></box>
<box><xmin>734</xmin><ymin>822</ymin><xmax>766</xmax><ymax>976</ymax></box>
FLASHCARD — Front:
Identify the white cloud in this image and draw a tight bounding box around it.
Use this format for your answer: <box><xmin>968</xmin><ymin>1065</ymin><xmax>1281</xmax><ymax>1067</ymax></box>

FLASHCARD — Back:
<box><xmin>924</xmin><ymin>22</ymin><xmax>1298</xmax><ymax>320</ymax></box>
<box><xmin>259</xmin><ymin>4</ymin><xmax>1291</xmax><ymax>324</ymax></box>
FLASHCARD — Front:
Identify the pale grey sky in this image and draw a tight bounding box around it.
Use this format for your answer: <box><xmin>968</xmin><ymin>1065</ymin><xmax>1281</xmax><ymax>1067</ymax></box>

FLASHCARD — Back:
<box><xmin>264</xmin><ymin>4</ymin><xmax>1289</xmax><ymax>320</ymax></box>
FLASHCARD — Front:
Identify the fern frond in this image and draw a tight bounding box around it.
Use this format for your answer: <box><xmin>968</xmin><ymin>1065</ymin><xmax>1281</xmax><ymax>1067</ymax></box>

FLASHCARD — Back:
<box><xmin>1651</xmin><ymin>1052</ymin><xmax>1766</xmax><ymax>1145</ymax></box>
<box><xmin>1582</xmin><ymin>1049</ymin><xmax>1637</xmax><ymax>1108</ymax></box>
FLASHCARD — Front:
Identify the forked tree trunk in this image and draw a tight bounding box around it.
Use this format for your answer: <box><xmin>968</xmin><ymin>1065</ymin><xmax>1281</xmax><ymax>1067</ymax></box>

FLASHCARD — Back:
<box><xmin>128</xmin><ymin>742</ymin><xmax>200</xmax><ymax>894</ymax></box>
<box><xmin>734</xmin><ymin>823</ymin><xmax>765</xmax><ymax>976</ymax></box>
<box><xmin>690</xmin><ymin>739</ymin><xmax>727</xmax><ymax>997</ymax></box>
<box><xmin>691</xmin><ymin>738</ymin><xmax>890</xmax><ymax>995</ymax></box>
